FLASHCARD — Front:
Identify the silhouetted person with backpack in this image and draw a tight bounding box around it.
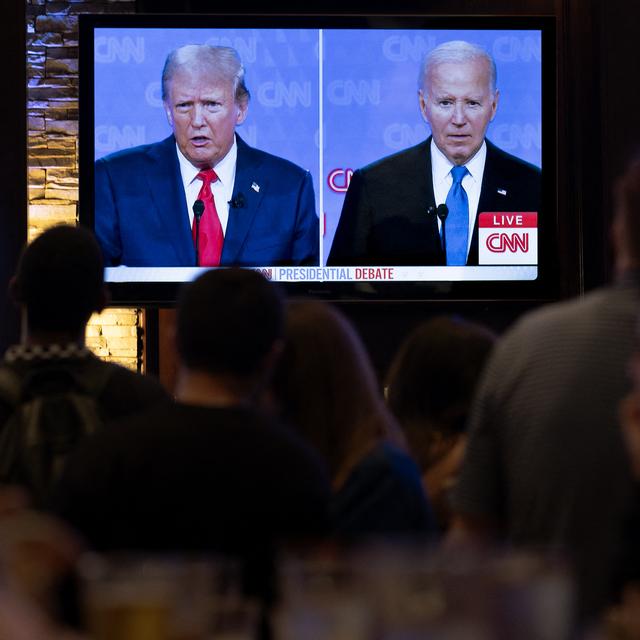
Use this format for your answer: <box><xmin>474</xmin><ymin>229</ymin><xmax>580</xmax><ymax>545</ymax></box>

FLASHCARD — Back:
<box><xmin>0</xmin><ymin>225</ymin><xmax>169</xmax><ymax>507</ymax></box>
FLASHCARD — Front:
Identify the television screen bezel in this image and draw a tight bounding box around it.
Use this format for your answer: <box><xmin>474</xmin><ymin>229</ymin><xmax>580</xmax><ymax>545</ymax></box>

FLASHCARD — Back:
<box><xmin>79</xmin><ymin>13</ymin><xmax>557</xmax><ymax>306</ymax></box>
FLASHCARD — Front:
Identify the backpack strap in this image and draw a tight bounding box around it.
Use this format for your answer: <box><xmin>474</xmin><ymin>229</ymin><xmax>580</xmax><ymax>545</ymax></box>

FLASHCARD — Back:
<box><xmin>18</xmin><ymin>357</ymin><xmax>116</xmax><ymax>402</ymax></box>
<box><xmin>0</xmin><ymin>366</ymin><xmax>23</xmax><ymax>407</ymax></box>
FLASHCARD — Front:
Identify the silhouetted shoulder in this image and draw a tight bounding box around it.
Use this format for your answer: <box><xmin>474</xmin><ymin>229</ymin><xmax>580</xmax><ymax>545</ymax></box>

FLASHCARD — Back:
<box><xmin>97</xmin><ymin>360</ymin><xmax>170</xmax><ymax>422</ymax></box>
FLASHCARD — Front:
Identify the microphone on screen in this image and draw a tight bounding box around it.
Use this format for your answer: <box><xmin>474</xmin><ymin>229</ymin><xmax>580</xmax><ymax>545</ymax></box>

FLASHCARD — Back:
<box><xmin>436</xmin><ymin>203</ymin><xmax>449</xmax><ymax>222</ymax></box>
<box><xmin>193</xmin><ymin>199</ymin><xmax>205</xmax><ymax>266</ymax></box>
<box><xmin>436</xmin><ymin>204</ymin><xmax>448</xmax><ymax>253</ymax></box>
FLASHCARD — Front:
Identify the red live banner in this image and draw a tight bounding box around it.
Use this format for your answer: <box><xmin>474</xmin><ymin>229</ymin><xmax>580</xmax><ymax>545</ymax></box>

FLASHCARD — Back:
<box><xmin>478</xmin><ymin>212</ymin><xmax>538</xmax><ymax>265</ymax></box>
<box><xmin>479</xmin><ymin>212</ymin><xmax>538</xmax><ymax>227</ymax></box>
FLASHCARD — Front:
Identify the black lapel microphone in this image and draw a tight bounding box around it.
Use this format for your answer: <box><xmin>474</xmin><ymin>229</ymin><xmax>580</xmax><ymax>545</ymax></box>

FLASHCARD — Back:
<box><xmin>193</xmin><ymin>199</ymin><xmax>205</xmax><ymax>266</ymax></box>
<box><xmin>228</xmin><ymin>193</ymin><xmax>246</xmax><ymax>209</ymax></box>
<box><xmin>436</xmin><ymin>203</ymin><xmax>449</xmax><ymax>253</ymax></box>
<box><xmin>436</xmin><ymin>203</ymin><xmax>448</xmax><ymax>222</ymax></box>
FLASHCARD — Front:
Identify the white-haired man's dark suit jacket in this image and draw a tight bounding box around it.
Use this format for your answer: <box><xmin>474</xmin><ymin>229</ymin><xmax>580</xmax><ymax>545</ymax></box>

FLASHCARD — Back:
<box><xmin>327</xmin><ymin>137</ymin><xmax>541</xmax><ymax>266</ymax></box>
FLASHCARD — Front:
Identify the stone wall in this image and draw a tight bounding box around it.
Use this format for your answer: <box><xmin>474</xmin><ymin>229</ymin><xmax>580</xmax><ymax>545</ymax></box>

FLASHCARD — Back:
<box><xmin>27</xmin><ymin>0</ymin><xmax>142</xmax><ymax>371</ymax></box>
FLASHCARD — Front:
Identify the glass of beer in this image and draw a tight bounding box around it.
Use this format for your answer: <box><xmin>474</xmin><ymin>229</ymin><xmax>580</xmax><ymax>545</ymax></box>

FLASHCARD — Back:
<box><xmin>80</xmin><ymin>554</ymin><xmax>175</xmax><ymax>640</ymax></box>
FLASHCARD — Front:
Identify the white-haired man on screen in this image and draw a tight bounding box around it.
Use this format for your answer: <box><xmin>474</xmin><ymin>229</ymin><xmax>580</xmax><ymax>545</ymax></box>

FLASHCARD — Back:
<box><xmin>328</xmin><ymin>40</ymin><xmax>541</xmax><ymax>267</ymax></box>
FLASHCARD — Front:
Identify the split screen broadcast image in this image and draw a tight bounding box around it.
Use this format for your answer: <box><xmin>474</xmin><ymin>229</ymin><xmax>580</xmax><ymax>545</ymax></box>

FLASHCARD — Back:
<box><xmin>89</xmin><ymin>26</ymin><xmax>543</xmax><ymax>285</ymax></box>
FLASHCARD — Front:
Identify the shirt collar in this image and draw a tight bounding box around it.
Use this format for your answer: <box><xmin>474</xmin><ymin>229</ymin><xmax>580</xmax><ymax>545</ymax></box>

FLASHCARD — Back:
<box><xmin>431</xmin><ymin>138</ymin><xmax>487</xmax><ymax>185</ymax></box>
<box><xmin>175</xmin><ymin>135</ymin><xmax>238</xmax><ymax>187</ymax></box>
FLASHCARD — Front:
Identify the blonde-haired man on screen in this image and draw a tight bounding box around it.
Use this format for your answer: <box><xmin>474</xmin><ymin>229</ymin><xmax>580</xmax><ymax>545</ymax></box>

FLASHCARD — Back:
<box><xmin>96</xmin><ymin>45</ymin><xmax>319</xmax><ymax>268</ymax></box>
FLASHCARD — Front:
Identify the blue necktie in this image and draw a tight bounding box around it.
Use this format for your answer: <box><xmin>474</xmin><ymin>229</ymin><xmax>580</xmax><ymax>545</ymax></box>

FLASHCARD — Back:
<box><xmin>444</xmin><ymin>165</ymin><xmax>469</xmax><ymax>266</ymax></box>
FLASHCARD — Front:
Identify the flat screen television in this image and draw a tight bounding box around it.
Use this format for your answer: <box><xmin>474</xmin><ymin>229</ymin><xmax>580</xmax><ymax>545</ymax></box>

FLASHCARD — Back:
<box><xmin>79</xmin><ymin>14</ymin><xmax>556</xmax><ymax>304</ymax></box>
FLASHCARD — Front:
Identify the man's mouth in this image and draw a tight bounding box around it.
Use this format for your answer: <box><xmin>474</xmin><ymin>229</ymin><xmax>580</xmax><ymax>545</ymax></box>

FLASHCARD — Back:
<box><xmin>190</xmin><ymin>136</ymin><xmax>210</xmax><ymax>146</ymax></box>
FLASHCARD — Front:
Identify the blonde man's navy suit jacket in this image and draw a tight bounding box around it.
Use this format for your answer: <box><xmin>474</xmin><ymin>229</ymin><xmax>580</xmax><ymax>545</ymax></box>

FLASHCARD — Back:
<box><xmin>95</xmin><ymin>135</ymin><xmax>319</xmax><ymax>267</ymax></box>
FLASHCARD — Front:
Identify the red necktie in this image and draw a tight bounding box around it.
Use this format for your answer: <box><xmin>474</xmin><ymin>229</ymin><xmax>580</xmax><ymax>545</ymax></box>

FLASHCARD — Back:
<box><xmin>192</xmin><ymin>169</ymin><xmax>224</xmax><ymax>266</ymax></box>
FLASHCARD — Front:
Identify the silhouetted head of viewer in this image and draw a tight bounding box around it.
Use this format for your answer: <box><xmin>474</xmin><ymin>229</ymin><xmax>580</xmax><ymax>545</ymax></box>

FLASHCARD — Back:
<box><xmin>175</xmin><ymin>268</ymin><xmax>284</xmax><ymax>404</ymax></box>
<box><xmin>269</xmin><ymin>300</ymin><xmax>437</xmax><ymax>535</ymax></box>
<box><xmin>385</xmin><ymin>316</ymin><xmax>496</xmax><ymax>528</ymax></box>
<box><xmin>162</xmin><ymin>44</ymin><xmax>250</xmax><ymax>170</ymax></box>
<box><xmin>10</xmin><ymin>225</ymin><xmax>107</xmax><ymax>346</ymax></box>
<box><xmin>271</xmin><ymin>300</ymin><xmax>403</xmax><ymax>484</ymax></box>
<box><xmin>418</xmin><ymin>40</ymin><xmax>499</xmax><ymax>166</ymax></box>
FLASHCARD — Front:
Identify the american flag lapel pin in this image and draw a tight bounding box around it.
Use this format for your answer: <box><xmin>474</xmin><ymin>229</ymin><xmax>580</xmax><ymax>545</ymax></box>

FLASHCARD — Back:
<box><xmin>497</xmin><ymin>188</ymin><xmax>507</xmax><ymax>196</ymax></box>
<box><xmin>251</xmin><ymin>182</ymin><xmax>260</xmax><ymax>193</ymax></box>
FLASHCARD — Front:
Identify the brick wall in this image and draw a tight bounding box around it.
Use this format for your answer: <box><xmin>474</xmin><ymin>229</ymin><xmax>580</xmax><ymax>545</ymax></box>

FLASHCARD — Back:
<box><xmin>26</xmin><ymin>0</ymin><xmax>143</xmax><ymax>371</ymax></box>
